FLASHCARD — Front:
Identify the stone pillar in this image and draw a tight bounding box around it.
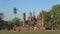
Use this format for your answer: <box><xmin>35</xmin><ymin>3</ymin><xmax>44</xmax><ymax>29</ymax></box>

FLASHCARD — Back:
<box><xmin>36</xmin><ymin>16</ymin><xmax>40</xmax><ymax>28</ymax></box>
<box><xmin>22</xmin><ymin>13</ymin><xmax>26</xmax><ymax>27</ymax></box>
<box><xmin>36</xmin><ymin>13</ymin><xmax>42</xmax><ymax>28</ymax></box>
<box><xmin>39</xmin><ymin>13</ymin><xmax>42</xmax><ymax>28</ymax></box>
<box><xmin>41</xmin><ymin>11</ymin><xmax>45</xmax><ymax>30</ymax></box>
<box><xmin>36</xmin><ymin>11</ymin><xmax>45</xmax><ymax>30</ymax></box>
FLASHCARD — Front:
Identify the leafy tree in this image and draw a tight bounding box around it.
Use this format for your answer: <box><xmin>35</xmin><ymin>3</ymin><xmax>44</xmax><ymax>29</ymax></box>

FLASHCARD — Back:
<box><xmin>44</xmin><ymin>11</ymin><xmax>51</xmax><ymax>30</ymax></box>
<box><xmin>44</xmin><ymin>4</ymin><xmax>60</xmax><ymax>30</ymax></box>
<box><xmin>12</xmin><ymin>17</ymin><xmax>20</xmax><ymax>24</ymax></box>
<box><xmin>0</xmin><ymin>13</ymin><xmax>3</xmax><ymax>19</ymax></box>
<box><xmin>52</xmin><ymin>4</ymin><xmax>60</xmax><ymax>13</ymax></box>
<box><xmin>49</xmin><ymin>4</ymin><xmax>60</xmax><ymax>30</ymax></box>
<box><xmin>12</xmin><ymin>17</ymin><xmax>21</xmax><ymax>31</ymax></box>
<box><xmin>0</xmin><ymin>13</ymin><xmax>4</xmax><ymax>30</ymax></box>
<box><xmin>12</xmin><ymin>18</ymin><xmax>20</xmax><ymax>23</ymax></box>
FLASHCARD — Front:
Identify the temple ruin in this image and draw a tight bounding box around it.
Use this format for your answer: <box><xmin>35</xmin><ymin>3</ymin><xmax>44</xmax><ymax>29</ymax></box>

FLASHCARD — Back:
<box><xmin>22</xmin><ymin>10</ymin><xmax>45</xmax><ymax>31</ymax></box>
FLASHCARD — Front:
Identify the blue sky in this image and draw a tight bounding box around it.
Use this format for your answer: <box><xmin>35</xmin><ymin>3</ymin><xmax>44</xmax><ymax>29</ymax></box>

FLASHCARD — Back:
<box><xmin>0</xmin><ymin>0</ymin><xmax>60</xmax><ymax>21</ymax></box>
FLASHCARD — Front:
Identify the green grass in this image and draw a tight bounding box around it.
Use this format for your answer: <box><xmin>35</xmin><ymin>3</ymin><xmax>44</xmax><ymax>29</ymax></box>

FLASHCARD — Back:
<box><xmin>0</xmin><ymin>30</ymin><xmax>60</xmax><ymax>34</ymax></box>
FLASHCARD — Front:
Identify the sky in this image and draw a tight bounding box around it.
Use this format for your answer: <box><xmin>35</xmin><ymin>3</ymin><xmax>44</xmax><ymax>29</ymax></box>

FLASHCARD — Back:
<box><xmin>0</xmin><ymin>0</ymin><xmax>60</xmax><ymax>21</ymax></box>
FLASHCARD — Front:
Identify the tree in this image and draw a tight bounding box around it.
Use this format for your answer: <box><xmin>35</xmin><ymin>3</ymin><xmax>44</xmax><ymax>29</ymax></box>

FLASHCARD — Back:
<box><xmin>0</xmin><ymin>13</ymin><xmax>4</xmax><ymax>30</ymax></box>
<box><xmin>44</xmin><ymin>11</ymin><xmax>51</xmax><ymax>30</ymax></box>
<box><xmin>0</xmin><ymin>13</ymin><xmax>3</xmax><ymax>19</ymax></box>
<box><xmin>13</xmin><ymin>7</ymin><xmax>17</xmax><ymax>18</ymax></box>
<box><xmin>49</xmin><ymin>4</ymin><xmax>60</xmax><ymax>30</ymax></box>
<box><xmin>12</xmin><ymin>17</ymin><xmax>21</xmax><ymax>31</ymax></box>
<box><xmin>52</xmin><ymin>4</ymin><xmax>60</xmax><ymax>13</ymax></box>
<box><xmin>12</xmin><ymin>18</ymin><xmax>20</xmax><ymax>24</ymax></box>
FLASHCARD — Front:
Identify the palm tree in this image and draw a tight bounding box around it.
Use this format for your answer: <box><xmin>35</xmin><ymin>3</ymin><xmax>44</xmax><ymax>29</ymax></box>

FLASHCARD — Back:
<box><xmin>13</xmin><ymin>7</ymin><xmax>17</xmax><ymax>18</ymax></box>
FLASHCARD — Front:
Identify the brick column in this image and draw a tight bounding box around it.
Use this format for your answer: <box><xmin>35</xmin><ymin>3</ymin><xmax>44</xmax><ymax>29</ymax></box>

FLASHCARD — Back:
<box><xmin>41</xmin><ymin>11</ymin><xmax>45</xmax><ymax>30</ymax></box>
<box><xmin>22</xmin><ymin>13</ymin><xmax>26</xmax><ymax>27</ymax></box>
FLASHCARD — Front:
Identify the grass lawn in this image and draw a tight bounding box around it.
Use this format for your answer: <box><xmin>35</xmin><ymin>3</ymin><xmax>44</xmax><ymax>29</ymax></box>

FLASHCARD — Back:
<box><xmin>0</xmin><ymin>30</ymin><xmax>60</xmax><ymax>34</ymax></box>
